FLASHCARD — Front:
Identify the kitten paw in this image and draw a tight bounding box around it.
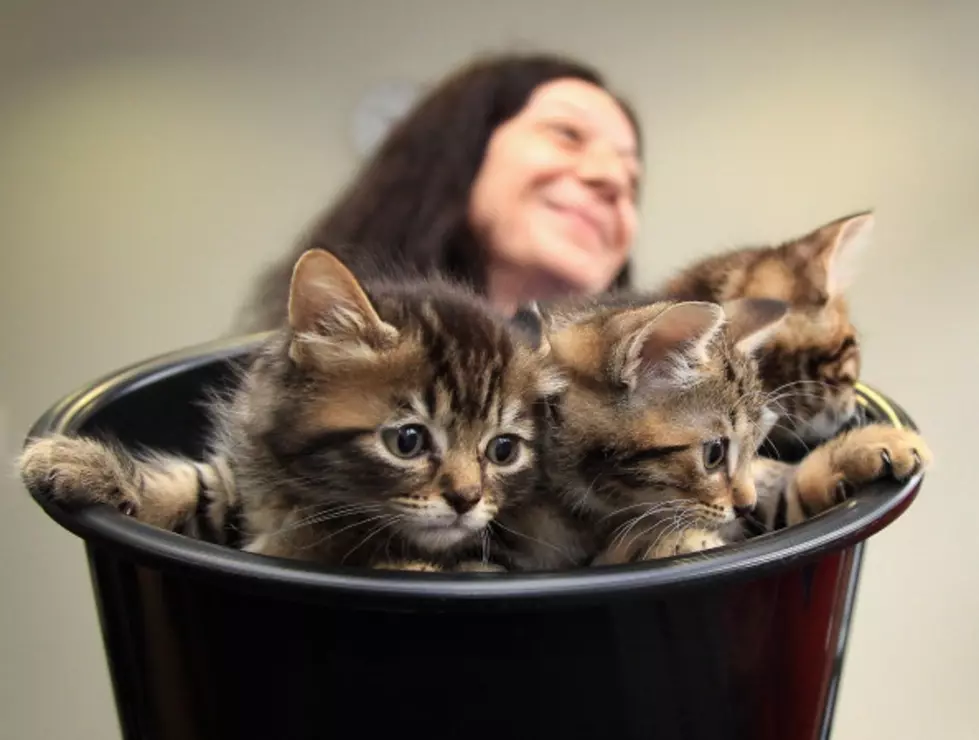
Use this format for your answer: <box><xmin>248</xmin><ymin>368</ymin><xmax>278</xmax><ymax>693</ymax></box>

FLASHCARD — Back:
<box><xmin>453</xmin><ymin>561</ymin><xmax>507</xmax><ymax>573</ymax></box>
<box><xmin>17</xmin><ymin>434</ymin><xmax>139</xmax><ymax>516</ymax></box>
<box><xmin>649</xmin><ymin>528</ymin><xmax>727</xmax><ymax>559</ymax></box>
<box><xmin>594</xmin><ymin>527</ymin><xmax>726</xmax><ymax>564</ymax></box>
<box><xmin>794</xmin><ymin>424</ymin><xmax>933</xmax><ymax>515</ymax></box>
<box><xmin>373</xmin><ymin>560</ymin><xmax>443</xmax><ymax>572</ymax></box>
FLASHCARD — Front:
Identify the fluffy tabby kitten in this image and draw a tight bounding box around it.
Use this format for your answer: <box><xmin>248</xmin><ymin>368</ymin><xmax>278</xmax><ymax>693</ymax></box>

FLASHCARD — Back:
<box><xmin>18</xmin><ymin>249</ymin><xmax>564</xmax><ymax>572</ymax></box>
<box><xmin>525</xmin><ymin>292</ymin><xmax>931</xmax><ymax>564</ymax></box>
<box><xmin>662</xmin><ymin>211</ymin><xmax>874</xmax><ymax>449</ymax></box>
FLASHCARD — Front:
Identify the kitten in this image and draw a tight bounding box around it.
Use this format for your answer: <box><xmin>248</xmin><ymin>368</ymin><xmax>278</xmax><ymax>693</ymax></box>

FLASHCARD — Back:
<box><xmin>18</xmin><ymin>249</ymin><xmax>564</xmax><ymax>572</ymax></box>
<box><xmin>526</xmin><ymin>293</ymin><xmax>931</xmax><ymax>564</ymax></box>
<box><xmin>661</xmin><ymin>211</ymin><xmax>874</xmax><ymax>449</ymax></box>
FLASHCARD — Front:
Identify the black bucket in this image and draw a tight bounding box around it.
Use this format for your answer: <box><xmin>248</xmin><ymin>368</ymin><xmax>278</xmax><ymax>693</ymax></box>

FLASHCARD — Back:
<box><xmin>23</xmin><ymin>335</ymin><xmax>926</xmax><ymax>740</ymax></box>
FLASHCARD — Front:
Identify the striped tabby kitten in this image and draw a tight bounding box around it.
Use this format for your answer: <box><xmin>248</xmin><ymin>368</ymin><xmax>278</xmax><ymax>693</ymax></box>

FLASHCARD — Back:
<box><xmin>529</xmin><ymin>293</ymin><xmax>931</xmax><ymax>563</ymax></box>
<box><xmin>663</xmin><ymin>211</ymin><xmax>874</xmax><ymax>448</ymax></box>
<box><xmin>18</xmin><ymin>250</ymin><xmax>564</xmax><ymax>572</ymax></box>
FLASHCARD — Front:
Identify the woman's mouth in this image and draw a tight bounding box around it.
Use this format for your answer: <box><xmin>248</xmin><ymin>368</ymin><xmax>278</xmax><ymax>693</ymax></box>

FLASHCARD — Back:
<box><xmin>548</xmin><ymin>202</ymin><xmax>609</xmax><ymax>249</ymax></box>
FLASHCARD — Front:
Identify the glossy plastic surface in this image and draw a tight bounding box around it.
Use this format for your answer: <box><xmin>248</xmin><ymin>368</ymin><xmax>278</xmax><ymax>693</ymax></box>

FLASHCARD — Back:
<box><xmin>24</xmin><ymin>335</ymin><xmax>926</xmax><ymax>740</ymax></box>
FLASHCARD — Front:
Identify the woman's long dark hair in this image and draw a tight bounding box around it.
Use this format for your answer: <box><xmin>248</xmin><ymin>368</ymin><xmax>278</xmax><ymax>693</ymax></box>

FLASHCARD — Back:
<box><xmin>239</xmin><ymin>52</ymin><xmax>642</xmax><ymax>332</ymax></box>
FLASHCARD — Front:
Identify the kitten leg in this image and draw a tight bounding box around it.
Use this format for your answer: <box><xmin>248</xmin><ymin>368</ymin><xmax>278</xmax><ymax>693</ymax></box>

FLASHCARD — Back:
<box><xmin>17</xmin><ymin>433</ymin><xmax>235</xmax><ymax>535</ymax></box>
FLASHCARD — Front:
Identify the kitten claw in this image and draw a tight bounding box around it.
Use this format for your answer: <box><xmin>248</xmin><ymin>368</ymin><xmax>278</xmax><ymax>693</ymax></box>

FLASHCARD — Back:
<box><xmin>792</xmin><ymin>424</ymin><xmax>933</xmax><ymax>521</ymax></box>
<box><xmin>880</xmin><ymin>449</ymin><xmax>893</xmax><ymax>477</ymax></box>
<box><xmin>910</xmin><ymin>449</ymin><xmax>923</xmax><ymax>477</ymax></box>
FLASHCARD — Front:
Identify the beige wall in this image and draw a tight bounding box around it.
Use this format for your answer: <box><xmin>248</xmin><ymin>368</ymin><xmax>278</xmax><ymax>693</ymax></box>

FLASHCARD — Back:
<box><xmin>2</xmin><ymin>2</ymin><xmax>976</xmax><ymax>738</ymax></box>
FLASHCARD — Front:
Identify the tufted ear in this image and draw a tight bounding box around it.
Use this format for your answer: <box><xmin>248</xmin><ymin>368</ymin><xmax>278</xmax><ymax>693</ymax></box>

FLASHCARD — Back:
<box><xmin>287</xmin><ymin>249</ymin><xmax>398</xmax><ymax>364</ymax></box>
<box><xmin>792</xmin><ymin>211</ymin><xmax>875</xmax><ymax>298</ymax></box>
<box><xmin>610</xmin><ymin>301</ymin><xmax>726</xmax><ymax>393</ymax></box>
<box><xmin>721</xmin><ymin>298</ymin><xmax>789</xmax><ymax>356</ymax></box>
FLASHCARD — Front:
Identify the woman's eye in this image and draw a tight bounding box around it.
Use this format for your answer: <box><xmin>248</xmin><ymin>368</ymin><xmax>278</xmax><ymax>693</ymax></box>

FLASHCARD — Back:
<box><xmin>702</xmin><ymin>438</ymin><xmax>728</xmax><ymax>470</ymax></box>
<box><xmin>382</xmin><ymin>424</ymin><xmax>429</xmax><ymax>459</ymax></box>
<box><xmin>486</xmin><ymin>435</ymin><xmax>520</xmax><ymax>465</ymax></box>
<box><xmin>551</xmin><ymin>122</ymin><xmax>583</xmax><ymax>144</ymax></box>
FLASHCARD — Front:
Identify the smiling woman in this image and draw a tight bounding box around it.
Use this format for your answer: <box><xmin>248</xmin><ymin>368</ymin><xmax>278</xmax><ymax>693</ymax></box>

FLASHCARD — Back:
<box><xmin>469</xmin><ymin>77</ymin><xmax>641</xmax><ymax>314</ymax></box>
<box><xmin>238</xmin><ymin>51</ymin><xmax>643</xmax><ymax>332</ymax></box>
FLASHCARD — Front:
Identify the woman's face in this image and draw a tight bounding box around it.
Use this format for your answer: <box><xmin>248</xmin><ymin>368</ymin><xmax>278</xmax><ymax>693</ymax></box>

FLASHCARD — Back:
<box><xmin>469</xmin><ymin>77</ymin><xmax>641</xmax><ymax>305</ymax></box>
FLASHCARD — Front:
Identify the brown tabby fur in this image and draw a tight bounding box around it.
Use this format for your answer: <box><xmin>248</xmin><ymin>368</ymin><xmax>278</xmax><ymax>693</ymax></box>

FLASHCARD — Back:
<box><xmin>520</xmin><ymin>290</ymin><xmax>932</xmax><ymax>565</ymax></box>
<box><xmin>19</xmin><ymin>250</ymin><xmax>564</xmax><ymax>572</ymax></box>
<box><xmin>662</xmin><ymin>211</ymin><xmax>873</xmax><ymax>448</ymax></box>
<box><xmin>511</xmin><ymin>294</ymin><xmax>787</xmax><ymax>564</ymax></box>
<box><xmin>18</xmin><ymin>236</ymin><xmax>935</xmax><ymax>571</ymax></box>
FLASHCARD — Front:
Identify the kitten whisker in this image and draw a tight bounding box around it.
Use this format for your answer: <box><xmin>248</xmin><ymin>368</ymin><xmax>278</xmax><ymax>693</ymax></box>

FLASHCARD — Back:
<box><xmin>298</xmin><ymin>513</ymin><xmax>395</xmax><ymax>552</ymax></box>
<box><xmin>572</xmin><ymin>473</ymin><xmax>603</xmax><ymax>513</ymax></box>
<box><xmin>490</xmin><ymin>520</ymin><xmax>575</xmax><ymax>564</ymax></box>
<box><xmin>280</xmin><ymin>503</ymin><xmax>387</xmax><ymax>533</ymax></box>
<box><xmin>644</xmin><ymin>515</ymin><xmax>687</xmax><ymax>559</ymax></box>
<box><xmin>767</xmin><ymin>421</ymin><xmax>813</xmax><ymax>454</ymax></box>
<box><xmin>622</xmin><ymin>505</ymin><xmax>697</xmax><ymax>556</ymax></box>
<box><xmin>606</xmin><ymin>499</ymin><xmax>688</xmax><ymax>551</ymax></box>
<box><xmin>598</xmin><ymin>498</ymin><xmax>687</xmax><ymax>522</ymax></box>
<box><xmin>341</xmin><ymin>515</ymin><xmax>403</xmax><ymax>563</ymax></box>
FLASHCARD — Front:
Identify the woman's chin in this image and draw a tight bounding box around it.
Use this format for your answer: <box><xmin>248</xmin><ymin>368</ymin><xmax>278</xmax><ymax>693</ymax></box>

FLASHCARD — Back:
<box><xmin>535</xmin><ymin>262</ymin><xmax>617</xmax><ymax>298</ymax></box>
<box><xmin>531</xmin><ymin>235</ymin><xmax>625</xmax><ymax>296</ymax></box>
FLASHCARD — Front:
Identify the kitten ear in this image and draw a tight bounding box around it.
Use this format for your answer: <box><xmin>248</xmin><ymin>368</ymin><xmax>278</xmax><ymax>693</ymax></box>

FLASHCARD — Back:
<box><xmin>287</xmin><ymin>249</ymin><xmax>398</xmax><ymax>363</ymax></box>
<box><xmin>800</xmin><ymin>211</ymin><xmax>875</xmax><ymax>297</ymax></box>
<box><xmin>613</xmin><ymin>301</ymin><xmax>726</xmax><ymax>393</ymax></box>
<box><xmin>511</xmin><ymin>301</ymin><xmax>551</xmax><ymax>355</ymax></box>
<box><xmin>509</xmin><ymin>301</ymin><xmax>566</xmax><ymax>397</ymax></box>
<box><xmin>722</xmin><ymin>298</ymin><xmax>789</xmax><ymax>356</ymax></box>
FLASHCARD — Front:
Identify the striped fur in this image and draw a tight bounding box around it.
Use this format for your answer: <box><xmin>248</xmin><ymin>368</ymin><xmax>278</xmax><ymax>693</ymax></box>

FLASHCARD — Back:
<box><xmin>525</xmin><ymin>292</ymin><xmax>932</xmax><ymax>564</ymax></box>
<box><xmin>663</xmin><ymin>211</ymin><xmax>874</xmax><ymax>448</ymax></box>
<box><xmin>517</xmin><ymin>295</ymin><xmax>785</xmax><ymax>564</ymax></box>
<box><xmin>19</xmin><ymin>250</ymin><xmax>564</xmax><ymax>572</ymax></box>
<box><xmin>18</xmin><ymin>239</ymin><xmax>935</xmax><ymax>571</ymax></box>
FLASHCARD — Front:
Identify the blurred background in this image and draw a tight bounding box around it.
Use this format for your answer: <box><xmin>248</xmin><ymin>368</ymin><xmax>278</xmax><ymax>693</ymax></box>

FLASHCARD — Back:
<box><xmin>1</xmin><ymin>1</ymin><xmax>976</xmax><ymax>738</ymax></box>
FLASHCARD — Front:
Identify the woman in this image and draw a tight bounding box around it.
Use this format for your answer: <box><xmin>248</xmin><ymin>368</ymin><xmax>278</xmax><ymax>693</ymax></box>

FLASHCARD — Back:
<box><xmin>239</xmin><ymin>52</ymin><xmax>643</xmax><ymax>331</ymax></box>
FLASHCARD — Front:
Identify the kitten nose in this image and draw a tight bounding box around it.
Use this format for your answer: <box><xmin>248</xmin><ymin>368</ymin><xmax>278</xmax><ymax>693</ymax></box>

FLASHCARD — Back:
<box><xmin>734</xmin><ymin>503</ymin><xmax>756</xmax><ymax>517</ymax></box>
<box><xmin>443</xmin><ymin>488</ymin><xmax>481</xmax><ymax>515</ymax></box>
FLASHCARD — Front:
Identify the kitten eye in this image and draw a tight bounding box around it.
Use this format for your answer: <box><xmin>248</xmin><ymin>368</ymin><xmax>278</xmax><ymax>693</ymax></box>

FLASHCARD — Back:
<box><xmin>486</xmin><ymin>435</ymin><xmax>520</xmax><ymax>466</ymax></box>
<box><xmin>702</xmin><ymin>438</ymin><xmax>728</xmax><ymax>471</ymax></box>
<box><xmin>382</xmin><ymin>424</ymin><xmax>429</xmax><ymax>459</ymax></box>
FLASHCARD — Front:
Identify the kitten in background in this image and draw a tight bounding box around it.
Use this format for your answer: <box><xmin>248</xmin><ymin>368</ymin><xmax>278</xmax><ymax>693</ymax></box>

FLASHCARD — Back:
<box><xmin>19</xmin><ymin>249</ymin><xmax>564</xmax><ymax>573</ymax></box>
<box><xmin>662</xmin><ymin>211</ymin><xmax>874</xmax><ymax>450</ymax></box>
